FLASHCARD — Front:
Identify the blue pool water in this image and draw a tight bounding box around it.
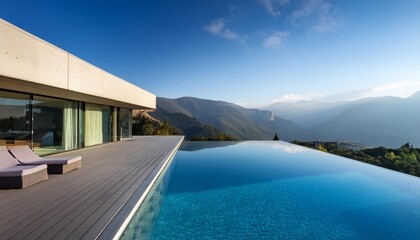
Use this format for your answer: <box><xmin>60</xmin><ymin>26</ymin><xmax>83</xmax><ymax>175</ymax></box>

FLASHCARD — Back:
<box><xmin>121</xmin><ymin>141</ymin><xmax>420</xmax><ymax>240</ymax></box>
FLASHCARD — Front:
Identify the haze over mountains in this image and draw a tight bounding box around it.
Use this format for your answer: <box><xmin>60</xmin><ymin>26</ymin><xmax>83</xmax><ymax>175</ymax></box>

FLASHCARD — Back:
<box><xmin>150</xmin><ymin>97</ymin><xmax>305</xmax><ymax>141</ymax></box>
<box><xmin>150</xmin><ymin>91</ymin><xmax>420</xmax><ymax>148</ymax></box>
<box><xmin>265</xmin><ymin>91</ymin><xmax>420</xmax><ymax>147</ymax></box>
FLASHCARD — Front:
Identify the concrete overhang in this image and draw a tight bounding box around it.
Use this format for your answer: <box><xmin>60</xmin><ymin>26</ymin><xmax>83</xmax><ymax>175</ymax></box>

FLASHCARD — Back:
<box><xmin>0</xmin><ymin>18</ymin><xmax>156</xmax><ymax>110</ymax></box>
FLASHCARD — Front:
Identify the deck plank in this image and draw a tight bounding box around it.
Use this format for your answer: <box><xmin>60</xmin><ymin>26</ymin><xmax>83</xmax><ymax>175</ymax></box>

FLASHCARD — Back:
<box><xmin>0</xmin><ymin>136</ymin><xmax>183</xmax><ymax>240</ymax></box>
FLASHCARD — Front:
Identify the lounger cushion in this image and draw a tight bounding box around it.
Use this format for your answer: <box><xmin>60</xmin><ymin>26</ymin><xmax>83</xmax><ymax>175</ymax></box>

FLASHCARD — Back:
<box><xmin>9</xmin><ymin>146</ymin><xmax>81</xmax><ymax>165</ymax></box>
<box><xmin>8</xmin><ymin>146</ymin><xmax>42</xmax><ymax>164</ymax></box>
<box><xmin>0</xmin><ymin>146</ymin><xmax>20</xmax><ymax>169</ymax></box>
<box><xmin>0</xmin><ymin>164</ymin><xmax>48</xmax><ymax>177</ymax></box>
<box><xmin>26</xmin><ymin>156</ymin><xmax>82</xmax><ymax>165</ymax></box>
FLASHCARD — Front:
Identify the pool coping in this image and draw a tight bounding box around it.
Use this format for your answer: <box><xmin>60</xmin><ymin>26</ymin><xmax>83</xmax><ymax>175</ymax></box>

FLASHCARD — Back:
<box><xmin>98</xmin><ymin>136</ymin><xmax>184</xmax><ymax>240</ymax></box>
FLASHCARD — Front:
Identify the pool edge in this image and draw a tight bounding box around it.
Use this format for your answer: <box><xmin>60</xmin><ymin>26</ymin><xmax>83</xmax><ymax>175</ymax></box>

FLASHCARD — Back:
<box><xmin>99</xmin><ymin>136</ymin><xmax>184</xmax><ymax>240</ymax></box>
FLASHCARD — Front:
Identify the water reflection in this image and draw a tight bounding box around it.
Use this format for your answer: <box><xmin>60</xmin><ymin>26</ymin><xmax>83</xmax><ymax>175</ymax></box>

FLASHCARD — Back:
<box><xmin>179</xmin><ymin>141</ymin><xmax>239</xmax><ymax>152</ymax></box>
<box><xmin>169</xmin><ymin>141</ymin><xmax>353</xmax><ymax>194</ymax></box>
<box><xmin>123</xmin><ymin>141</ymin><xmax>420</xmax><ymax>240</ymax></box>
<box><xmin>121</xmin><ymin>154</ymin><xmax>175</xmax><ymax>240</ymax></box>
<box><xmin>240</xmin><ymin>141</ymin><xmax>308</xmax><ymax>154</ymax></box>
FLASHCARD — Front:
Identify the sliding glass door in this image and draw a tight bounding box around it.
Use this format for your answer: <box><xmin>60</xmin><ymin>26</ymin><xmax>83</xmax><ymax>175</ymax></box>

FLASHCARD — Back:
<box><xmin>85</xmin><ymin>103</ymin><xmax>103</xmax><ymax>147</ymax></box>
<box><xmin>119</xmin><ymin>108</ymin><xmax>132</xmax><ymax>139</ymax></box>
<box><xmin>1</xmin><ymin>90</ymin><xmax>134</xmax><ymax>154</ymax></box>
<box><xmin>32</xmin><ymin>96</ymin><xmax>78</xmax><ymax>155</ymax></box>
<box><xmin>0</xmin><ymin>90</ymin><xmax>31</xmax><ymax>147</ymax></box>
<box><xmin>84</xmin><ymin>103</ymin><xmax>113</xmax><ymax>146</ymax></box>
<box><xmin>102</xmin><ymin>106</ymin><xmax>112</xmax><ymax>143</ymax></box>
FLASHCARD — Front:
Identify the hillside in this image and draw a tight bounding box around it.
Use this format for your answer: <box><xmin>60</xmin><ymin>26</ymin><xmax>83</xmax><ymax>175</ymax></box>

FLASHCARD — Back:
<box><xmin>153</xmin><ymin>97</ymin><xmax>306</xmax><ymax>141</ymax></box>
<box><xmin>312</xmin><ymin>95</ymin><xmax>420</xmax><ymax>147</ymax></box>
<box><xmin>143</xmin><ymin>91</ymin><xmax>420</xmax><ymax>147</ymax></box>
<box><xmin>264</xmin><ymin>100</ymin><xmax>351</xmax><ymax>129</ymax></box>
<box><xmin>132</xmin><ymin>111</ymin><xmax>181</xmax><ymax>136</ymax></box>
<box><xmin>149</xmin><ymin>107</ymin><xmax>236</xmax><ymax>140</ymax></box>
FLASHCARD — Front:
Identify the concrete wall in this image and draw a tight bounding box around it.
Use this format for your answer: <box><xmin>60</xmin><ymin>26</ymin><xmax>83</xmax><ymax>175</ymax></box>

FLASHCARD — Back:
<box><xmin>0</xmin><ymin>19</ymin><xmax>155</xmax><ymax>109</ymax></box>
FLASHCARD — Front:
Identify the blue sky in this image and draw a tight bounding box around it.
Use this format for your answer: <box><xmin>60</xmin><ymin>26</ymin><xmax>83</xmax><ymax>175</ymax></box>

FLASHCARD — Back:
<box><xmin>1</xmin><ymin>0</ymin><xmax>420</xmax><ymax>107</ymax></box>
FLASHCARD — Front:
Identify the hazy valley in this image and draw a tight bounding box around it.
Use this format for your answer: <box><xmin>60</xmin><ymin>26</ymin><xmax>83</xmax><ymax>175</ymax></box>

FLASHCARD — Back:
<box><xmin>147</xmin><ymin>91</ymin><xmax>420</xmax><ymax>148</ymax></box>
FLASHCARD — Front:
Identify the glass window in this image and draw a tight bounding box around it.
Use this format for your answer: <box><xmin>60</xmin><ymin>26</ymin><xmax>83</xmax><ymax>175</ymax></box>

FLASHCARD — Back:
<box><xmin>85</xmin><ymin>103</ymin><xmax>103</xmax><ymax>147</ymax></box>
<box><xmin>0</xmin><ymin>90</ymin><xmax>31</xmax><ymax>147</ymax></box>
<box><xmin>119</xmin><ymin>108</ymin><xmax>132</xmax><ymax>139</ymax></box>
<box><xmin>84</xmin><ymin>104</ymin><xmax>113</xmax><ymax>146</ymax></box>
<box><xmin>112</xmin><ymin>107</ymin><xmax>117</xmax><ymax>142</ymax></box>
<box><xmin>102</xmin><ymin>106</ymin><xmax>111</xmax><ymax>143</ymax></box>
<box><xmin>78</xmin><ymin>102</ymin><xmax>84</xmax><ymax>148</ymax></box>
<box><xmin>32</xmin><ymin>96</ymin><xmax>78</xmax><ymax>155</ymax></box>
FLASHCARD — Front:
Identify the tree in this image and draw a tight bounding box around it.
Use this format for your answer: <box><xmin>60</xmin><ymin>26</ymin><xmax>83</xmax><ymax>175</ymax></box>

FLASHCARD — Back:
<box><xmin>385</xmin><ymin>151</ymin><xmax>396</xmax><ymax>160</ymax></box>
<box><xmin>316</xmin><ymin>144</ymin><xmax>328</xmax><ymax>152</ymax></box>
<box><xmin>273</xmin><ymin>133</ymin><xmax>279</xmax><ymax>141</ymax></box>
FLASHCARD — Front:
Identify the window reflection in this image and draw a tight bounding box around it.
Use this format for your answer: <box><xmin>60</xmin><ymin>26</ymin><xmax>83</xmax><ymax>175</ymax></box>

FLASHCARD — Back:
<box><xmin>102</xmin><ymin>106</ymin><xmax>112</xmax><ymax>143</ymax></box>
<box><xmin>85</xmin><ymin>103</ymin><xmax>103</xmax><ymax>147</ymax></box>
<box><xmin>119</xmin><ymin>108</ymin><xmax>132</xmax><ymax>139</ymax></box>
<box><xmin>0</xmin><ymin>90</ymin><xmax>31</xmax><ymax>146</ymax></box>
<box><xmin>1</xmin><ymin>90</ymin><xmax>130</xmax><ymax>155</ymax></box>
<box><xmin>32</xmin><ymin>96</ymin><xmax>78</xmax><ymax>155</ymax></box>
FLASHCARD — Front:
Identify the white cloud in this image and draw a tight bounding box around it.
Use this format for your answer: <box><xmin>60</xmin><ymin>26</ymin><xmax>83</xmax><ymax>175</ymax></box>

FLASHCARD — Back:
<box><xmin>272</xmin><ymin>93</ymin><xmax>324</xmax><ymax>103</ymax></box>
<box><xmin>322</xmin><ymin>81</ymin><xmax>420</xmax><ymax>102</ymax></box>
<box><xmin>263</xmin><ymin>31</ymin><xmax>289</xmax><ymax>48</ymax></box>
<box><xmin>240</xmin><ymin>81</ymin><xmax>420</xmax><ymax>108</ymax></box>
<box><xmin>268</xmin><ymin>81</ymin><xmax>420</xmax><ymax>105</ymax></box>
<box><xmin>259</xmin><ymin>0</ymin><xmax>279</xmax><ymax>16</ymax></box>
<box><xmin>364</xmin><ymin>81</ymin><xmax>420</xmax><ymax>99</ymax></box>
<box><xmin>291</xmin><ymin>0</ymin><xmax>342</xmax><ymax>33</ymax></box>
<box><xmin>228</xmin><ymin>4</ymin><xmax>240</xmax><ymax>13</ymax></box>
<box><xmin>238</xmin><ymin>93</ymin><xmax>323</xmax><ymax>108</ymax></box>
<box><xmin>203</xmin><ymin>18</ymin><xmax>240</xmax><ymax>40</ymax></box>
<box><xmin>259</xmin><ymin>0</ymin><xmax>290</xmax><ymax>17</ymax></box>
<box><xmin>370</xmin><ymin>81</ymin><xmax>420</xmax><ymax>97</ymax></box>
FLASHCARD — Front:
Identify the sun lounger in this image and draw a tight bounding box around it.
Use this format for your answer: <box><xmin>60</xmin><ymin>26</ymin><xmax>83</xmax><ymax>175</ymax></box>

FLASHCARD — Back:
<box><xmin>8</xmin><ymin>146</ymin><xmax>82</xmax><ymax>174</ymax></box>
<box><xmin>0</xmin><ymin>146</ymin><xmax>48</xmax><ymax>189</ymax></box>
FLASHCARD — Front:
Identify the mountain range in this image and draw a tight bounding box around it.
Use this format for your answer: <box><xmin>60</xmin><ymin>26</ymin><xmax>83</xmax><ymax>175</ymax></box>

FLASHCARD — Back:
<box><xmin>266</xmin><ymin>91</ymin><xmax>420</xmax><ymax>147</ymax></box>
<box><xmin>148</xmin><ymin>91</ymin><xmax>420</xmax><ymax>148</ymax></box>
<box><xmin>149</xmin><ymin>97</ymin><xmax>305</xmax><ymax>141</ymax></box>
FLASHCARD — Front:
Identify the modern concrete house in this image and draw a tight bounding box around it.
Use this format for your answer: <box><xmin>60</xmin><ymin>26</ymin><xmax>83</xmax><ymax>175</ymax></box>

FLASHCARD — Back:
<box><xmin>0</xmin><ymin>19</ymin><xmax>156</xmax><ymax>155</ymax></box>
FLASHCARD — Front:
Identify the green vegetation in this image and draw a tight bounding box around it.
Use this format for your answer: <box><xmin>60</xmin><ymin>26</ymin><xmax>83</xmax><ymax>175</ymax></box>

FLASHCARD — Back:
<box><xmin>156</xmin><ymin>97</ymin><xmax>305</xmax><ymax>141</ymax></box>
<box><xmin>190</xmin><ymin>134</ymin><xmax>237</xmax><ymax>141</ymax></box>
<box><xmin>133</xmin><ymin>111</ymin><xmax>237</xmax><ymax>141</ymax></box>
<box><xmin>132</xmin><ymin>112</ymin><xmax>181</xmax><ymax>136</ymax></box>
<box><xmin>292</xmin><ymin>141</ymin><xmax>420</xmax><ymax>177</ymax></box>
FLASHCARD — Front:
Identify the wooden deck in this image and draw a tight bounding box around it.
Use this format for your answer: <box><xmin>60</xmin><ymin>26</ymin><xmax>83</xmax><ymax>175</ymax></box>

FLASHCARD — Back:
<box><xmin>0</xmin><ymin>136</ymin><xmax>184</xmax><ymax>240</ymax></box>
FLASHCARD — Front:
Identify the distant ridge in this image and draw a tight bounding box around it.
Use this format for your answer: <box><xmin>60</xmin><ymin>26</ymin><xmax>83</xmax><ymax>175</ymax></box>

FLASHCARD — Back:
<box><xmin>148</xmin><ymin>91</ymin><xmax>420</xmax><ymax>147</ymax></box>
<box><xmin>149</xmin><ymin>106</ymin><xmax>235</xmax><ymax>140</ymax></box>
<box><xmin>265</xmin><ymin>91</ymin><xmax>420</xmax><ymax>147</ymax></box>
<box><xmin>151</xmin><ymin>97</ymin><xmax>306</xmax><ymax>141</ymax></box>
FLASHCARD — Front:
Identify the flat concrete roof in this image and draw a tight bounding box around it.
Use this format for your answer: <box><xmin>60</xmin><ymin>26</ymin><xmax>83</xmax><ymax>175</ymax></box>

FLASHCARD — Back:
<box><xmin>0</xmin><ymin>19</ymin><xmax>155</xmax><ymax>110</ymax></box>
<box><xmin>0</xmin><ymin>136</ymin><xmax>184</xmax><ymax>240</ymax></box>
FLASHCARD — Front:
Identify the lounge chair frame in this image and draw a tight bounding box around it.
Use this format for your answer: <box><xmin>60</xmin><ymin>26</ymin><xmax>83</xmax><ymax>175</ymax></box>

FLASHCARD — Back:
<box><xmin>48</xmin><ymin>161</ymin><xmax>82</xmax><ymax>174</ymax></box>
<box><xmin>0</xmin><ymin>168</ymin><xmax>48</xmax><ymax>189</ymax></box>
<box><xmin>8</xmin><ymin>146</ymin><xmax>82</xmax><ymax>174</ymax></box>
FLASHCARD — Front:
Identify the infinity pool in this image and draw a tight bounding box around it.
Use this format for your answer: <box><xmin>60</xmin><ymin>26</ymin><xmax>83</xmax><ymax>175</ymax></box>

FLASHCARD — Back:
<box><xmin>121</xmin><ymin>141</ymin><xmax>420</xmax><ymax>239</ymax></box>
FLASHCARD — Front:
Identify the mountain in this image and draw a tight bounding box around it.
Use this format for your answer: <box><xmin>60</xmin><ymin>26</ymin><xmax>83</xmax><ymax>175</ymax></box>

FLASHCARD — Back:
<box><xmin>265</xmin><ymin>101</ymin><xmax>344</xmax><ymax>129</ymax></box>
<box><xmin>149</xmin><ymin>107</ymin><xmax>235</xmax><ymax>140</ymax></box>
<box><xmin>151</xmin><ymin>97</ymin><xmax>306</xmax><ymax>141</ymax></box>
<box><xmin>265</xmin><ymin>91</ymin><xmax>420</xmax><ymax>148</ymax></box>
<box><xmin>312</xmin><ymin>95</ymin><xmax>420</xmax><ymax>147</ymax></box>
<box><xmin>148</xmin><ymin>91</ymin><xmax>420</xmax><ymax>147</ymax></box>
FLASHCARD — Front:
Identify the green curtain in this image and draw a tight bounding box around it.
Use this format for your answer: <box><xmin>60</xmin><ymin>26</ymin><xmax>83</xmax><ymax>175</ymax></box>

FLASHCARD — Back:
<box><xmin>85</xmin><ymin>103</ymin><xmax>103</xmax><ymax>146</ymax></box>
<box><xmin>62</xmin><ymin>101</ymin><xmax>78</xmax><ymax>150</ymax></box>
<box><xmin>112</xmin><ymin>107</ymin><xmax>117</xmax><ymax>142</ymax></box>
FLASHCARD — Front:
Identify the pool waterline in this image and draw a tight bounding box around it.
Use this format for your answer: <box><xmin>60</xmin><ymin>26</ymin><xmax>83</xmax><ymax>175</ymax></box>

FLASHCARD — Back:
<box><xmin>121</xmin><ymin>141</ymin><xmax>420</xmax><ymax>239</ymax></box>
<box><xmin>112</xmin><ymin>137</ymin><xmax>183</xmax><ymax>240</ymax></box>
